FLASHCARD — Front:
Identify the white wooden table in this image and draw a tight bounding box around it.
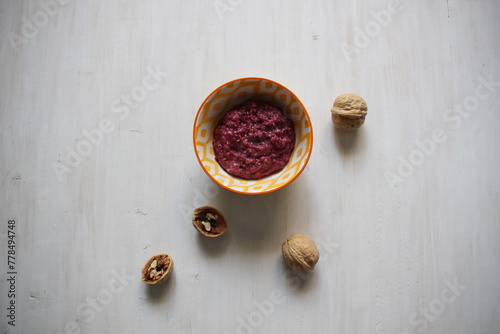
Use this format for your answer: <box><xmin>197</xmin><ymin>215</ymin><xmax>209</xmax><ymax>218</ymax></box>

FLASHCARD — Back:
<box><xmin>1</xmin><ymin>1</ymin><xmax>499</xmax><ymax>333</ymax></box>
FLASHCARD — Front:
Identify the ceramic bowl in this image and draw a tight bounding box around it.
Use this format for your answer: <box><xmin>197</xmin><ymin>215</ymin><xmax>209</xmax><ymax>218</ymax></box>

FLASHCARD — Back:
<box><xmin>193</xmin><ymin>77</ymin><xmax>313</xmax><ymax>195</ymax></box>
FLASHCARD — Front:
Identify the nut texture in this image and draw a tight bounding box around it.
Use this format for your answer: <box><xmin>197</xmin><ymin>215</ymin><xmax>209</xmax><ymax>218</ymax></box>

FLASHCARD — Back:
<box><xmin>192</xmin><ymin>206</ymin><xmax>227</xmax><ymax>237</ymax></box>
<box><xmin>141</xmin><ymin>254</ymin><xmax>173</xmax><ymax>285</ymax></box>
<box><xmin>331</xmin><ymin>93</ymin><xmax>368</xmax><ymax>130</ymax></box>
<box><xmin>282</xmin><ymin>234</ymin><xmax>320</xmax><ymax>272</ymax></box>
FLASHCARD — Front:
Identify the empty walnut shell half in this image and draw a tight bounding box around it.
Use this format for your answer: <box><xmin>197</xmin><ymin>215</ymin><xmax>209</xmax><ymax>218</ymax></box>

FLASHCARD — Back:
<box><xmin>282</xmin><ymin>234</ymin><xmax>320</xmax><ymax>272</ymax></box>
<box><xmin>192</xmin><ymin>206</ymin><xmax>227</xmax><ymax>237</ymax></box>
<box><xmin>141</xmin><ymin>254</ymin><xmax>173</xmax><ymax>285</ymax></box>
<box><xmin>331</xmin><ymin>93</ymin><xmax>368</xmax><ymax>130</ymax></box>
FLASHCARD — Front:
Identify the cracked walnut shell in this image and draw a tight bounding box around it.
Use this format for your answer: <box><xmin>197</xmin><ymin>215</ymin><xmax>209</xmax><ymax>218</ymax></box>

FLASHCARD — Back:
<box><xmin>331</xmin><ymin>93</ymin><xmax>368</xmax><ymax>130</ymax></box>
<box><xmin>192</xmin><ymin>206</ymin><xmax>227</xmax><ymax>237</ymax></box>
<box><xmin>141</xmin><ymin>254</ymin><xmax>173</xmax><ymax>285</ymax></box>
<box><xmin>282</xmin><ymin>234</ymin><xmax>320</xmax><ymax>272</ymax></box>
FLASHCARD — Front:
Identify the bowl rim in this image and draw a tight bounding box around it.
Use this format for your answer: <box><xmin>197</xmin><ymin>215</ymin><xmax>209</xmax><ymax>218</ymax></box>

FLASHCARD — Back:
<box><xmin>193</xmin><ymin>77</ymin><xmax>314</xmax><ymax>195</ymax></box>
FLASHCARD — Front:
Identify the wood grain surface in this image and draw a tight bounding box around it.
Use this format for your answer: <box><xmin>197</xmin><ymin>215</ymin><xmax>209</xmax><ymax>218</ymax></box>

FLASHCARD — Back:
<box><xmin>1</xmin><ymin>0</ymin><xmax>499</xmax><ymax>333</ymax></box>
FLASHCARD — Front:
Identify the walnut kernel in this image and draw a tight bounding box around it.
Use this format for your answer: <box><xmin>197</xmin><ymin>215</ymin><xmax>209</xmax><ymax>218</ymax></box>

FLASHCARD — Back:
<box><xmin>141</xmin><ymin>254</ymin><xmax>173</xmax><ymax>284</ymax></box>
<box><xmin>192</xmin><ymin>206</ymin><xmax>227</xmax><ymax>237</ymax></box>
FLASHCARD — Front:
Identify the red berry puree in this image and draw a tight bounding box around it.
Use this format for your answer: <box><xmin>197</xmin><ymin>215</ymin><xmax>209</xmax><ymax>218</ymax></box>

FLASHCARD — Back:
<box><xmin>213</xmin><ymin>99</ymin><xmax>296</xmax><ymax>180</ymax></box>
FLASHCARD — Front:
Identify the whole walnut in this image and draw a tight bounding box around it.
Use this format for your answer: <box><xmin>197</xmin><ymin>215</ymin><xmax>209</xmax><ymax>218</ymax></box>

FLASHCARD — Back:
<box><xmin>331</xmin><ymin>93</ymin><xmax>368</xmax><ymax>130</ymax></box>
<box><xmin>282</xmin><ymin>234</ymin><xmax>320</xmax><ymax>272</ymax></box>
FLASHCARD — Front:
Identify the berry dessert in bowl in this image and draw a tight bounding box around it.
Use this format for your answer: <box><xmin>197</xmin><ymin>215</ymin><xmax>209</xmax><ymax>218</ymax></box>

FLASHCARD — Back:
<box><xmin>193</xmin><ymin>77</ymin><xmax>313</xmax><ymax>195</ymax></box>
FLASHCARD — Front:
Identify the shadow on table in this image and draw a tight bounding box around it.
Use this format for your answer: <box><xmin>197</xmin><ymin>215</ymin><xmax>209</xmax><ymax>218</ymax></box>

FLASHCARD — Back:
<box><xmin>209</xmin><ymin>177</ymin><xmax>311</xmax><ymax>254</ymax></box>
<box><xmin>333</xmin><ymin>126</ymin><xmax>364</xmax><ymax>155</ymax></box>
<box><xmin>277</xmin><ymin>257</ymin><xmax>319</xmax><ymax>293</ymax></box>
<box><xmin>196</xmin><ymin>230</ymin><xmax>231</xmax><ymax>256</ymax></box>
<box><xmin>145</xmin><ymin>273</ymin><xmax>176</xmax><ymax>303</ymax></box>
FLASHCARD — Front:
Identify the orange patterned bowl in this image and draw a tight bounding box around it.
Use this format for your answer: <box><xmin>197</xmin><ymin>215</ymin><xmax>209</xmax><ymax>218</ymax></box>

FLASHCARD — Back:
<box><xmin>193</xmin><ymin>77</ymin><xmax>313</xmax><ymax>195</ymax></box>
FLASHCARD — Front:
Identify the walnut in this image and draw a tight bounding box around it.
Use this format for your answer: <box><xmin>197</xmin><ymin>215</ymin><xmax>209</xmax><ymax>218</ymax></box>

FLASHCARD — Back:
<box><xmin>331</xmin><ymin>93</ymin><xmax>368</xmax><ymax>130</ymax></box>
<box><xmin>192</xmin><ymin>206</ymin><xmax>227</xmax><ymax>237</ymax></box>
<box><xmin>282</xmin><ymin>234</ymin><xmax>320</xmax><ymax>271</ymax></box>
<box><xmin>141</xmin><ymin>254</ymin><xmax>173</xmax><ymax>284</ymax></box>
